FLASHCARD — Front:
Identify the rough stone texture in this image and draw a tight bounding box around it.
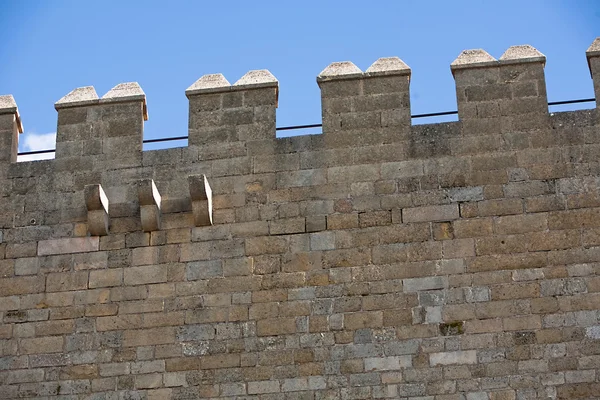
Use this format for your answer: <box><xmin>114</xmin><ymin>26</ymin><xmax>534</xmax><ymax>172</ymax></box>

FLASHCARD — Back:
<box><xmin>54</xmin><ymin>86</ymin><xmax>99</xmax><ymax>108</ymax></box>
<box><xmin>0</xmin><ymin>39</ymin><xmax>599</xmax><ymax>399</ymax></box>
<box><xmin>84</xmin><ymin>184</ymin><xmax>110</xmax><ymax>236</ymax></box>
<box><xmin>138</xmin><ymin>179</ymin><xmax>162</xmax><ymax>232</ymax></box>
<box><xmin>189</xmin><ymin>174</ymin><xmax>213</xmax><ymax>226</ymax></box>
<box><xmin>587</xmin><ymin>37</ymin><xmax>600</xmax><ymax>108</ymax></box>
<box><xmin>0</xmin><ymin>94</ymin><xmax>23</xmax><ymax>136</ymax></box>
<box><xmin>451</xmin><ymin>49</ymin><xmax>497</xmax><ymax>69</ymax></box>
<box><xmin>101</xmin><ymin>82</ymin><xmax>145</xmax><ymax>102</ymax></box>
<box><xmin>499</xmin><ymin>44</ymin><xmax>546</xmax><ymax>64</ymax></box>
<box><xmin>317</xmin><ymin>61</ymin><xmax>363</xmax><ymax>81</ymax></box>
<box><xmin>233</xmin><ymin>69</ymin><xmax>278</xmax><ymax>89</ymax></box>
<box><xmin>0</xmin><ymin>94</ymin><xmax>19</xmax><ymax>113</ymax></box>
<box><xmin>185</xmin><ymin>73</ymin><xmax>231</xmax><ymax>96</ymax></box>
<box><xmin>365</xmin><ymin>57</ymin><xmax>411</xmax><ymax>76</ymax></box>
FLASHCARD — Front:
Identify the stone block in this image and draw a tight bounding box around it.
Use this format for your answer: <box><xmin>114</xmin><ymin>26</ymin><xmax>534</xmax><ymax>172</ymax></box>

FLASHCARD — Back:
<box><xmin>14</xmin><ymin>257</ymin><xmax>39</xmax><ymax>276</ymax></box>
<box><xmin>138</xmin><ymin>179</ymin><xmax>162</xmax><ymax>232</ymax></box>
<box><xmin>248</xmin><ymin>380</ymin><xmax>280</xmax><ymax>394</ymax></box>
<box><xmin>403</xmin><ymin>276</ymin><xmax>448</xmax><ymax>293</ymax></box>
<box><xmin>20</xmin><ymin>336</ymin><xmax>64</xmax><ymax>354</ymax></box>
<box><xmin>306</xmin><ymin>215</ymin><xmax>327</xmax><ymax>232</ymax></box>
<box><xmin>84</xmin><ymin>184</ymin><xmax>110</xmax><ymax>236</ymax></box>
<box><xmin>270</xmin><ymin>218</ymin><xmax>306</xmax><ymax>235</ymax></box>
<box><xmin>364</xmin><ymin>356</ymin><xmax>412</xmax><ymax>371</ymax></box>
<box><xmin>327</xmin><ymin>213</ymin><xmax>359</xmax><ymax>230</ymax></box>
<box><xmin>256</xmin><ymin>318</ymin><xmax>297</xmax><ymax>336</ymax></box>
<box><xmin>429</xmin><ymin>350</ymin><xmax>477</xmax><ymax>366</ymax></box>
<box><xmin>310</xmin><ymin>231</ymin><xmax>335</xmax><ymax>251</ymax></box>
<box><xmin>223</xmin><ymin>257</ymin><xmax>253</xmax><ymax>276</ymax></box>
<box><xmin>46</xmin><ymin>271</ymin><xmax>88</xmax><ymax>292</ymax></box>
<box><xmin>124</xmin><ymin>265</ymin><xmax>167</xmax><ymax>285</ymax></box>
<box><xmin>403</xmin><ymin>204</ymin><xmax>459</xmax><ymax>223</ymax></box>
<box><xmin>186</xmin><ymin>260</ymin><xmax>223</xmax><ymax>280</ymax></box>
<box><xmin>188</xmin><ymin>174</ymin><xmax>213</xmax><ymax>226</ymax></box>
<box><xmin>37</xmin><ymin>237</ymin><xmax>99</xmax><ymax>256</ymax></box>
<box><xmin>245</xmin><ymin>236</ymin><xmax>288</xmax><ymax>255</ymax></box>
<box><xmin>89</xmin><ymin>268</ymin><xmax>123</xmax><ymax>288</ymax></box>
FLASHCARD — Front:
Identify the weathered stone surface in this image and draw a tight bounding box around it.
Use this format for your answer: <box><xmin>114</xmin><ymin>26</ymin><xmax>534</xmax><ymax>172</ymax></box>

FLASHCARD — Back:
<box><xmin>317</xmin><ymin>61</ymin><xmax>363</xmax><ymax>82</ymax></box>
<box><xmin>587</xmin><ymin>37</ymin><xmax>600</xmax><ymax>103</ymax></box>
<box><xmin>84</xmin><ymin>184</ymin><xmax>110</xmax><ymax>236</ymax></box>
<box><xmin>1</xmin><ymin>40</ymin><xmax>599</xmax><ymax>399</ymax></box>
<box><xmin>188</xmin><ymin>174</ymin><xmax>213</xmax><ymax>226</ymax></box>
<box><xmin>0</xmin><ymin>94</ymin><xmax>23</xmax><ymax>133</ymax></box>
<box><xmin>55</xmin><ymin>86</ymin><xmax>99</xmax><ymax>108</ymax></box>
<box><xmin>38</xmin><ymin>237</ymin><xmax>99</xmax><ymax>256</ymax></box>
<box><xmin>138</xmin><ymin>179</ymin><xmax>162</xmax><ymax>232</ymax></box>
<box><xmin>102</xmin><ymin>82</ymin><xmax>145</xmax><ymax>102</ymax></box>
<box><xmin>365</xmin><ymin>57</ymin><xmax>411</xmax><ymax>76</ymax></box>
<box><xmin>429</xmin><ymin>350</ymin><xmax>477</xmax><ymax>366</ymax></box>
<box><xmin>233</xmin><ymin>70</ymin><xmax>278</xmax><ymax>89</ymax></box>
<box><xmin>0</xmin><ymin>94</ymin><xmax>19</xmax><ymax>113</ymax></box>
<box><xmin>451</xmin><ymin>49</ymin><xmax>497</xmax><ymax>70</ymax></box>
<box><xmin>101</xmin><ymin>82</ymin><xmax>148</xmax><ymax>120</ymax></box>
<box><xmin>403</xmin><ymin>204</ymin><xmax>460</xmax><ymax>223</ymax></box>
<box><xmin>186</xmin><ymin>73</ymin><xmax>231</xmax><ymax>96</ymax></box>
<box><xmin>499</xmin><ymin>44</ymin><xmax>546</xmax><ymax>64</ymax></box>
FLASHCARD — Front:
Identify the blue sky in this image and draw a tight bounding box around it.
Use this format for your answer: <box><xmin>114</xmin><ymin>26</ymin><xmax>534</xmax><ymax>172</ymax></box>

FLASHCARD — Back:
<box><xmin>0</xmin><ymin>0</ymin><xmax>599</xmax><ymax>158</ymax></box>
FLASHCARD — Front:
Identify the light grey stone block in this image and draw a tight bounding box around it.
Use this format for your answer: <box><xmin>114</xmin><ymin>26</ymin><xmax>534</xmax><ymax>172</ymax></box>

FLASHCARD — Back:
<box><xmin>248</xmin><ymin>380</ymin><xmax>280</xmax><ymax>394</ymax></box>
<box><xmin>403</xmin><ymin>276</ymin><xmax>448</xmax><ymax>292</ymax></box>
<box><xmin>364</xmin><ymin>355</ymin><xmax>412</xmax><ymax>371</ymax></box>
<box><xmin>429</xmin><ymin>350</ymin><xmax>477</xmax><ymax>366</ymax></box>
<box><xmin>176</xmin><ymin>324</ymin><xmax>215</xmax><ymax>341</ymax></box>
<box><xmin>464</xmin><ymin>287</ymin><xmax>490</xmax><ymax>303</ymax></box>
<box><xmin>586</xmin><ymin>325</ymin><xmax>600</xmax><ymax>339</ymax></box>
<box><xmin>186</xmin><ymin>260</ymin><xmax>222</xmax><ymax>280</ymax></box>
<box><xmin>310</xmin><ymin>231</ymin><xmax>335</xmax><ymax>251</ymax></box>
<box><xmin>38</xmin><ymin>237</ymin><xmax>99</xmax><ymax>256</ymax></box>
<box><xmin>448</xmin><ymin>186</ymin><xmax>484</xmax><ymax>202</ymax></box>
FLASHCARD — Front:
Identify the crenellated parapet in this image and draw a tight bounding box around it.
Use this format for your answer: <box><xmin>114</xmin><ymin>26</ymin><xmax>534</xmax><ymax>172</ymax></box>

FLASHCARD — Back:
<box><xmin>0</xmin><ymin>38</ymin><xmax>598</xmax><ymax>236</ymax></box>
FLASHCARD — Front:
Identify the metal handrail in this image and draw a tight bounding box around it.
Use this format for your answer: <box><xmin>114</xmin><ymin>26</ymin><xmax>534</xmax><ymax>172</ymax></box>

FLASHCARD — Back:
<box><xmin>16</xmin><ymin>97</ymin><xmax>596</xmax><ymax>156</ymax></box>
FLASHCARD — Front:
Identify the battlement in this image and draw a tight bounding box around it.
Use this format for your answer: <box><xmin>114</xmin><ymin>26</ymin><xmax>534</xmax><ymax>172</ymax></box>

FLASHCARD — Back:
<box><xmin>0</xmin><ymin>41</ymin><xmax>597</xmax><ymax>226</ymax></box>
<box><xmin>0</xmin><ymin>39</ymin><xmax>600</xmax><ymax>399</ymax></box>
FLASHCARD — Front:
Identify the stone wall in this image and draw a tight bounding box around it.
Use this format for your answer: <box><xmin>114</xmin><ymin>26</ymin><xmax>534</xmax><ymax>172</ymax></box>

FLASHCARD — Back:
<box><xmin>0</xmin><ymin>38</ymin><xmax>599</xmax><ymax>399</ymax></box>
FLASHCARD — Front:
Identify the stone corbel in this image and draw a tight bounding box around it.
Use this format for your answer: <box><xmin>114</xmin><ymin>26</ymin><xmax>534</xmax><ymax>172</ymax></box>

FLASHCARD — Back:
<box><xmin>84</xmin><ymin>184</ymin><xmax>109</xmax><ymax>236</ymax></box>
<box><xmin>138</xmin><ymin>179</ymin><xmax>161</xmax><ymax>232</ymax></box>
<box><xmin>188</xmin><ymin>174</ymin><xmax>213</xmax><ymax>226</ymax></box>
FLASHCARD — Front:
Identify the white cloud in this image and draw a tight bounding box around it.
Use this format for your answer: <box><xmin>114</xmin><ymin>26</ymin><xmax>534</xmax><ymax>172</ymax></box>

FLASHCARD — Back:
<box><xmin>17</xmin><ymin>132</ymin><xmax>56</xmax><ymax>162</ymax></box>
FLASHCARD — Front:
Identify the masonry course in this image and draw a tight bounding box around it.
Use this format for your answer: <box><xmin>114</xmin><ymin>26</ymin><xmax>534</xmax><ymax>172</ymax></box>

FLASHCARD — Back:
<box><xmin>0</xmin><ymin>39</ymin><xmax>599</xmax><ymax>399</ymax></box>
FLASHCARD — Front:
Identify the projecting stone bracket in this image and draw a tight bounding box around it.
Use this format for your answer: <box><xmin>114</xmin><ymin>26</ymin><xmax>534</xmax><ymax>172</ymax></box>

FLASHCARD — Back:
<box><xmin>188</xmin><ymin>174</ymin><xmax>213</xmax><ymax>226</ymax></box>
<box><xmin>138</xmin><ymin>179</ymin><xmax>162</xmax><ymax>232</ymax></box>
<box><xmin>84</xmin><ymin>184</ymin><xmax>109</xmax><ymax>236</ymax></box>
